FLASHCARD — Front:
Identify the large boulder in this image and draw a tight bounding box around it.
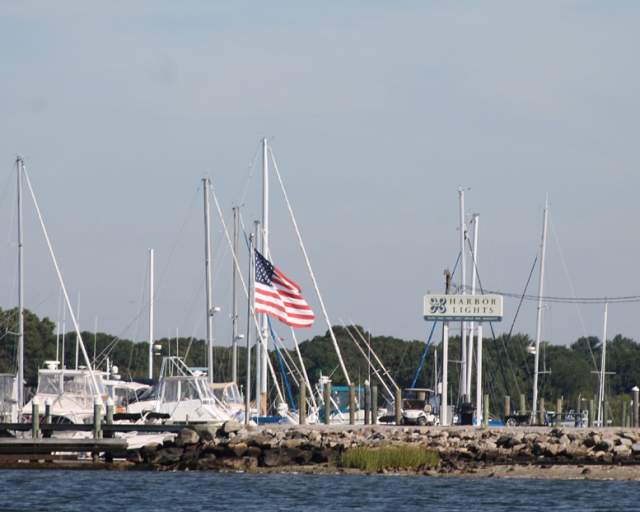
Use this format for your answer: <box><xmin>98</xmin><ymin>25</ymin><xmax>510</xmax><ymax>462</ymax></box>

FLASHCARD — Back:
<box><xmin>221</xmin><ymin>421</ymin><xmax>243</xmax><ymax>436</ymax></box>
<box><xmin>177</xmin><ymin>428</ymin><xmax>200</xmax><ymax>446</ymax></box>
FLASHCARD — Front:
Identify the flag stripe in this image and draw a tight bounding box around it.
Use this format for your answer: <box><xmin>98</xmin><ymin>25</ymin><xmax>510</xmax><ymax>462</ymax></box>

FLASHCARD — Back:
<box><xmin>254</xmin><ymin>249</ymin><xmax>315</xmax><ymax>329</ymax></box>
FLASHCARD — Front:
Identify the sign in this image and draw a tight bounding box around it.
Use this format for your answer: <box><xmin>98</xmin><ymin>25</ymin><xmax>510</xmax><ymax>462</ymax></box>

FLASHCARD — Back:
<box><xmin>423</xmin><ymin>294</ymin><xmax>503</xmax><ymax>321</ymax></box>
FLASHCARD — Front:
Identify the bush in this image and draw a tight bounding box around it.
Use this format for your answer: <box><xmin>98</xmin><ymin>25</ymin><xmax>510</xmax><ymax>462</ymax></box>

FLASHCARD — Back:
<box><xmin>340</xmin><ymin>445</ymin><xmax>439</xmax><ymax>472</ymax></box>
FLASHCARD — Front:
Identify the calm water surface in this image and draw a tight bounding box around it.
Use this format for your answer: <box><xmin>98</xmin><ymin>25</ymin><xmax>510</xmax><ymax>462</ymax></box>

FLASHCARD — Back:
<box><xmin>0</xmin><ymin>470</ymin><xmax>638</xmax><ymax>511</ymax></box>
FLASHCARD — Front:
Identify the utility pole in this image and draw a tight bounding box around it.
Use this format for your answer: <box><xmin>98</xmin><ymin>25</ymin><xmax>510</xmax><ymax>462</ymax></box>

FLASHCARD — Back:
<box><xmin>231</xmin><ymin>206</ymin><xmax>239</xmax><ymax>385</ymax></box>
<box><xmin>148</xmin><ymin>248</ymin><xmax>154</xmax><ymax>379</ymax></box>
<box><xmin>203</xmin><ymin>178</ymin><xmax>214</xmax><ymax>384</ymax></box>
<box><xmin>531</xmin><ymin>197</ymin><xmax>549</xmax><ymax>422</ymax></box>
<box><xmin>16</xmin><ymin>156</ymin><xmax>24</xmax><ymax>411</ymax></box>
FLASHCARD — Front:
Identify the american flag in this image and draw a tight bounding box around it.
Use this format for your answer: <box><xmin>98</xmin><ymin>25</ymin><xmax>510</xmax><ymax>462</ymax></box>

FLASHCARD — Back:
<box><xmin>254</xmin><ymin>249</ymin><xmax>315</xmax><ymax>328</ymax></box>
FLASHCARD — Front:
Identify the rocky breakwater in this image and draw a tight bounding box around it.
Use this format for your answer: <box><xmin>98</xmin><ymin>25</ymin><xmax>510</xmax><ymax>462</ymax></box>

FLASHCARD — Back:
<box><xmin>128</xmin><ymin>423</ymin><xmax>640</xmax><ymax>474</ymax></box>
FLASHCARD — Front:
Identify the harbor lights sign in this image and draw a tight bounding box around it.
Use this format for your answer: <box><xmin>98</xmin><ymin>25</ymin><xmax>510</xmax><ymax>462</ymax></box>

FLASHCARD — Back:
<box><xmin>424</xmin><ymin>294</ymin><xmax>503</xmax><ymax>322</ymax></box>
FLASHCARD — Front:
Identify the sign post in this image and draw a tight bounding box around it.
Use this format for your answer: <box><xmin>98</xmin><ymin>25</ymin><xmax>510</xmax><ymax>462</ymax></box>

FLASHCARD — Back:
<box><xmin>424</xmin><ymin>294</ymin><xmax>503</xmax><ymax>426</ymax></box>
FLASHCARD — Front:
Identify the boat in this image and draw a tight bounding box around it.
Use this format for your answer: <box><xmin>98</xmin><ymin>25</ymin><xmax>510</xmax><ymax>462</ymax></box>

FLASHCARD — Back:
<box><xmin>22</xmin><ymin>362</ymin><xmax>107</xmax><ymax>424</ymax></box>
<box><xmin>151</xmin><ymin>357</ymin><xmax>232</xmax><ymax>424</ymax></box>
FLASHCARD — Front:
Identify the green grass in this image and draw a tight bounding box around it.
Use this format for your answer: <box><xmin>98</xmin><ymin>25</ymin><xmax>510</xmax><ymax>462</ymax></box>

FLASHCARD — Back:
<box><xmin>340</xmin><ymin>445</ymin><xmax>439</xmax><ymax>472</ymax></box>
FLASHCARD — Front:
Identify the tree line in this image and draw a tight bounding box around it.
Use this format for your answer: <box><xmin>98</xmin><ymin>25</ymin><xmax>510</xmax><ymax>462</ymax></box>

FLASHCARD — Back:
<box><xmin>1</xmin><ymin>308</ymin><xmax>639</xmax><ymax>420</ymax></box>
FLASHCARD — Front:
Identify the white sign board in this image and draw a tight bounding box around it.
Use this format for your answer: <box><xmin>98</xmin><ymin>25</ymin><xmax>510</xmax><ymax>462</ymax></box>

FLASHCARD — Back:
<box><xmin>424</xmin><ymin>294</ymin><xmax>503</xmax><ymax>321</ymax></box>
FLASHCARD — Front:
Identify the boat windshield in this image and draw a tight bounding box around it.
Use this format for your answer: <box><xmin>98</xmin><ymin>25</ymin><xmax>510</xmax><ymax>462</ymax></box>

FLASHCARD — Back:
<box><xmin>162</xmin><ymin>377</ymin><xmax>212</xmax><ymax>403</ymax></box>
<box><xmin>36</xmin><ymin>371</ymin><xmax>105</xmax><ymax>396</ymax></box>
<box><xmin>212</xmin><ymin>383</ymin><xmax>243</xmax><ymax>403</ymax></box>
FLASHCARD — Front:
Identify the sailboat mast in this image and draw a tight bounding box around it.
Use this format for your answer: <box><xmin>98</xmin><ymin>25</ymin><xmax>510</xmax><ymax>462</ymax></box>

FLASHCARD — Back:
<box><xmin>148</xmin><ymin>248</ymin><xmax>154</xmax><ymax>379</ymax></box>
<box><xmin>231</xmin><ymin>206</ymin><xmax>239</xmax><ymax>385</ymax></box>
<box><xmin>531</xmin><ymin>197</ymin><xmax>549</xmax><ymax>422</ymax></box>
<box><xmin>458</xmin><ymin>188</ymin><xmax>467</xmax><ymax>402</ymax></box>
<box><xmin>467</xmin><ymin>213</ymin><xmax>479</xmax><ymax>398</ymax></box>
<box><xmin>75</xmin><ymin>292</ymin><xmax>80</xmax><ymax>369</ymax></box>
<box><xmin>245</xmin><ymin>232</ymin><xmax>255</xmax><ymax>425</ymax></box>
<box><xmin>16</xmin><ymin>156</ymin><xmax>24</xmax><ymax>411</ymax></box>
<box><xmin>260</xmin><ymin>137</ymin><xmax>269</xmax><ymax>414</ymax></box>
<box><xmin>597</xmin><ymin>302</ymin><xmax>608</xmax><ymax>426</ymax></box>
<box><xmin>203</xmin><ymin>178</ymin><xmax>214</xmax><ymax>384</ymax></box>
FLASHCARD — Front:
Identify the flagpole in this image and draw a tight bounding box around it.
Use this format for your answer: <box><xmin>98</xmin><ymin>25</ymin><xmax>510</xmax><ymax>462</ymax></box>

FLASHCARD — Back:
<box><xmin>254</xmin><ymin>220</ymin><xmax>262</xmax><ymax>410</ymax></box>
<box><xmin>260</xmin><ymin>137</ymin><xmax>269</xmax><ymax>415</ymax></box>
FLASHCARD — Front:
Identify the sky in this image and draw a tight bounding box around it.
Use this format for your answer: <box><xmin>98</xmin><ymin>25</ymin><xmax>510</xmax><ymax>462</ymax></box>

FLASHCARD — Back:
<box><xmin>0</xmin><ymin>1</ymin><xmax>639</xmax><ymax>354</ymax></box>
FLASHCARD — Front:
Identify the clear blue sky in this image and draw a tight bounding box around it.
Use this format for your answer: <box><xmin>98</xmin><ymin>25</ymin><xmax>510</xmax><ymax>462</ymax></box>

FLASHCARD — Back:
<box><xmin>0</xmin><ymin>2</ymin><xmax>639</xmax><ymax>349</ymax></box>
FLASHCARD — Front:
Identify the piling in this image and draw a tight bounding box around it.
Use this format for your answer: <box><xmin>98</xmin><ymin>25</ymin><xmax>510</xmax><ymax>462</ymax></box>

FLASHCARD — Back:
<box><xmin>105</xmin><ymin>398</ymin><xmax>114</xmax><ymax>438</ymax></box>
<box><xmin>348</xmin><ymin>384</ymin><xmax>356</xmax><ymax>425</ymax></box>
<box><xmin>44</xmin><ymin>399</ymin><xmax>51</xmax><ymax>424</ymax></box>
<box><xmin>519</xmin><ymin>394</ymin><xmax>526</xmax><ymax>415</ymax></box>
<box><xmin>299</xmin><ymin>385</ymin><xmax>306</xmax><ymax>425</ymax></box>
<box><xmin>483</xmin><ymin>394</ymin><xmax>489</xmax><ymax>427</ymax></box>
<box><xmin>538</xmin><ymin>398</ymin><xmax>545</xmax><ymax>426</ymax></box>
<box><xmin>555</xmin><ymin>398</ymin><xmax>562</xmax><ymax>426</ymax></box>
<box><xmin>588</xmin><ymin>399</ymin><xmax>595</xmax><ymax>428</ymax></box>
<box><xmin>93</xmin><ymin>399</ymin><xmax>102</xmax><ymax>439</ymax></box>
<box><xmin>371</xmin><ymin>385</ymin><xmax>378</xmax><ymax>425</ymax></box>
<box><xmin>323</xmin><ymin>382</ymin><xmax>331</xmax><ymax>426</ymax></box>
<box><xmin>603</xmin><ymin>399</ymin><xmax>608</xmax><ymax>427</ymax></box>
<box><xmin>622</xmin><ymin>401</ymin><xmax>627</xmax><ymax>428</ymax></box>
<box><xmin>503</xmin><ymin>395</ymin><xmax>510</xmax><ymax>421</ymax></box>
<box><xmin>633</xmin><ymin>387</ymin><xmax>639</xmax><ymax>428</ymax></box>
<box><xmin>31</xmin><ymin>401</ymin><xmax>40</xmax><ymax>439</ymax></box>
<box><xmin>364</xmin><ymin>384</ymin><xmax>371</xmax><ymax>425</ymax></box>
<box><xmin>395</xmin><ymin>387</ymin><xmax>402</xmax><ymax>425</ymax></box>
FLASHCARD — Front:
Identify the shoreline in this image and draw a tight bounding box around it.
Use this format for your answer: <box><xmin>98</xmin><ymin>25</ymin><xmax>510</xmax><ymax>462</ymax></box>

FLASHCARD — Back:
<box><xmin>2</xmin><ymin>424</ymin><xmax>640</xmax><ymax>481</ymax></box>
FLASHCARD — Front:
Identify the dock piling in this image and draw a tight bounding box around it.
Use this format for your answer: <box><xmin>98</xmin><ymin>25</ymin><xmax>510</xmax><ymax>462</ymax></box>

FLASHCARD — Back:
<box><xmin>538</xmin><ymin>398</ymin><xmax>545</xmax><ymax>426</ymax></box>
<box><xmin>633</xmin><ymin>387</ymin><xmax>639</xmax><ymax>428</ymax></box>
<box><xmin>588</xmin><ymin>399</ymin><xmax>594</xmax><ymax>428</ymax></box>
<box><xmin>555</xmin><ymin>398</ymin><xmax>562</xmax><ymax>427</ymax></box>
<box><xmin>349</xmin><ymin>384</ymin><xmax>356</xmax><ymax>425</ymax></box>
<box><xmin>483</xmin><ymin>394</ymin><xmax>489</xmax><ymax>427</ymax></box>
<box><xmin>364</xmin><ymin>384</ymin><xmax>371</xmax><ymax>425</ymax></box>
<box><xmin>323</xmin><ymin>381</ymin><xmax>331</xmax><ymax>425</ymax></box>
<box><xmin>519</xmin><ymin>393</ymin><xmax>526</xmax><ymax>416</ymax></box>
<box><xmin>299</xmin><ymin>385</ymin><xmax>306</xmax><ymax>425</ymax></box>
<box><xmin>395</xmin><ymin>387</ymin><xmax>402</xmax><ymax>425</ymax></box>
<box><xmin>503</xmin><ymin>395</ymin><xmax>510</xmax><ymax>421</ymax></box>
<box><xmin>371</xmin><ymin>385</ymin><xmax>378</xmax><ymax>425</ymax></box>
<box><xmin>31</xmin><ymin>401</ymin><xmax>40</xmax><ymax>439</ymax></box>
<box><xmin>93</xmin><ymin>399</ymin><xmax>102</xmax><ymax>439</ymax></box>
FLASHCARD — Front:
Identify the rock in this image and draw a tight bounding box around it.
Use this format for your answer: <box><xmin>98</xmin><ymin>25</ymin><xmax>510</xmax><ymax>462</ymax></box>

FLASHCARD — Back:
<box><xmin>497</xmin><ymin>435</ymin><xmax>519</xmax><ymax>449</ymax></box>
<box><xmin>631</xmin><ymin>443</ymin><xmax>640</xmax><ymax>454</ymax></box>
<box><xmin>230</xmin><ymin>442</ymin><xmax>248</xmax><ymax>457</ymax></box>
<box><xmin>194</xmin><ymin>425</ymin><xmax>218</xmax><ymax>442</ymax></box>
<box><xmin>126</xmin><ymin>450</ymin><xmax>143</xmax><ymax>463</ymax></box>
<box><xmin>613</xmin><ymin>445</ymin><xmax>631</xmax><ymax>457</ymax></box>
<box><xmin>153</xmin><ymin>447</ymin><xmax>184</xmax><ymax>466</ymax></box>
<box><xmin>262</xmin><ymin>448</ymin><xmax>287</xmax><ymax>467</ymax></box>
<box><xmin>196</xmin><ymin>453</ymin><xmax>218</xmax><ymax>469</ymax></box>
<box><xmin>178</xmin><ymin>428</ymin><xmax>200</xmax><ymax>445</ymax></box>
<box><xmin>617</xmin><ymin>437</ymin><xmax>633</xmax><ymax>447</ymax></box>
<box><xmin>222</xmin><ymin>421</ymin><xmax>243</xmax><ymax>435</ymax></box>
<box><xmin>594</xmin><ymin>439</ymin><xmax>613</xmax><ymax>452</ymax></box>
<box><xmin>141</xmin><ymin>442</ymin><xmax>161</xmax><ymax>456</ymax></box>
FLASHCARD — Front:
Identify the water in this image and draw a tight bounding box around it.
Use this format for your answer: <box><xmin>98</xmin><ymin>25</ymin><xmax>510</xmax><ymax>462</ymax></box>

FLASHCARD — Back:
<box><xmin>0</xmin><ymin>470</ymin><xmax>638</xmax><ymax>511</ymax></box>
